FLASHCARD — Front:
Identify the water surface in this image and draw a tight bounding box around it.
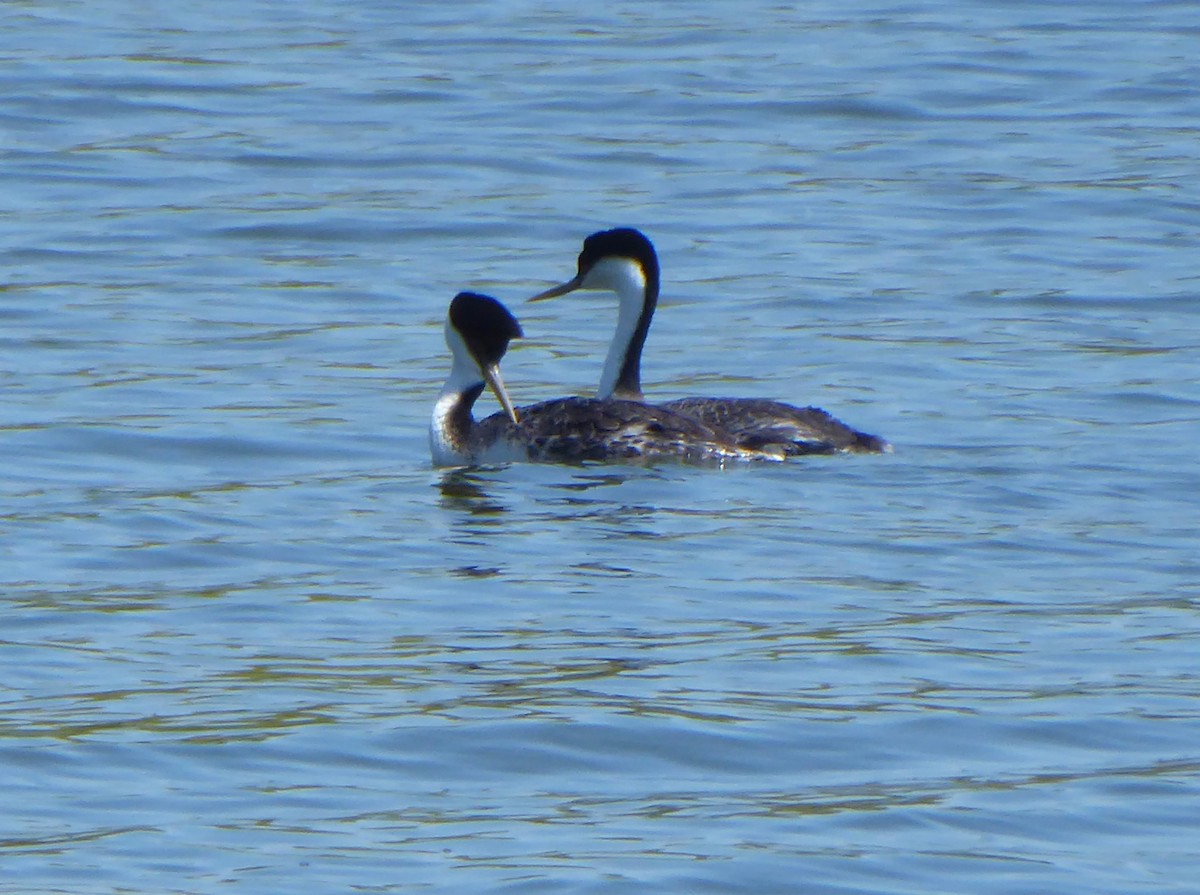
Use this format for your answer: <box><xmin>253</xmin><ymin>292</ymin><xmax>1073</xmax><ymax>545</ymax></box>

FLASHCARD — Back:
<box><xmin>2</xmin><ymin>2</ymin><xmax>1199</xmax><ymax>893</ymax></box>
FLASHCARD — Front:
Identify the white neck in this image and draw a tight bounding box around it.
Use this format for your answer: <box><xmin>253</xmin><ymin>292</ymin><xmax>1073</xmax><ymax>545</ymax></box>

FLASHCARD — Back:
<box><xmin>429</xmin><ymin>328</ymin><xmax>483</xmax><ymax>465</ymax></box>
<box><xmin>584</xmin><ymin>257</ymin><xmax>648</xmax><ymax>400</ymax></box>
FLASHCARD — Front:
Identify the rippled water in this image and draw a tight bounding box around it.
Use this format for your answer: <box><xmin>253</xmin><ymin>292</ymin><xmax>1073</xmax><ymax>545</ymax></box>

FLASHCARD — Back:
<box><xmin>3</xmin><ymin>2</ymin><xmax>1199</xmax><ymax>893</ymax></box>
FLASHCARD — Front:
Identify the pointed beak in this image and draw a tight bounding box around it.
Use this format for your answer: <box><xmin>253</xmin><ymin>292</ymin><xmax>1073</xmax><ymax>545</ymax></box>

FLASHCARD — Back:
<box><xmin>528</xmin><ymin>274</ymin><xmax>584</xmax><ymax>303</ymax></box>
<box><xmin>481</xmin><ymin>362</ymin><xmax>520</xmax><ymax>425</ymax></box>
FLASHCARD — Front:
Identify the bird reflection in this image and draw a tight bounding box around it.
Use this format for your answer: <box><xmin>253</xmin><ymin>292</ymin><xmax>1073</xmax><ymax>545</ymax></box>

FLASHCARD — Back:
<box><xmin>546</xmin><ymin>471</ymin><xmax>634</xmax><ymax>492</ymax></box>
<box><xmin>436</xmin><ymin>468</ymin><xmax>507</xmax><ymax>517</ymax></box>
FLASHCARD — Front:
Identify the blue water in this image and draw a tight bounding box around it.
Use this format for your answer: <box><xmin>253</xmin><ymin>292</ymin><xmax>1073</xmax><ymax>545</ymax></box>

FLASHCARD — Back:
<box><xmin>3</xmin><ymin>2</ymin><xmax>1199</xmax><ymax>893</ymax></box>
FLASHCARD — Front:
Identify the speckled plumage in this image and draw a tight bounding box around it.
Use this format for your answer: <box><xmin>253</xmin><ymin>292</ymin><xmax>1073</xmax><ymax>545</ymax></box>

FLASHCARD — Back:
<box><xmin>660</xmin><ymin>397</ymin><xmax>890</xmax><ymax>456</ymax></box>
<box><xmin>473</xmin><ymin>395</ymin><xmax>775</xmax><ymax>464</ymax></box>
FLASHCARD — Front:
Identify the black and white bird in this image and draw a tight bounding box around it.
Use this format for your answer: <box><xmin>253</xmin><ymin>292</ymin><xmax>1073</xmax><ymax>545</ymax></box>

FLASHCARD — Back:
<box><xmin>430</xmin><ymin>292</ymin><xmax>781</xmax><ymax>466</ymax></box>
<box><xmin>528</xmin><ymin>228</ymin><xmax>890</xmax><ymax>456</ymax></box>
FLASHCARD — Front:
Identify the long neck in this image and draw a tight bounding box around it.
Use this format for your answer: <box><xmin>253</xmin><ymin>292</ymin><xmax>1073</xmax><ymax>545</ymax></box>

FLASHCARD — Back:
<box><xmin>430</xmin><ymin>355</ymin><xmax>485</xmax><ymax>465</ymax></box>
<box><xmin>596</xmin><ymin>259</ymin><xmax>658</xmax><ymax>401</ymax></box>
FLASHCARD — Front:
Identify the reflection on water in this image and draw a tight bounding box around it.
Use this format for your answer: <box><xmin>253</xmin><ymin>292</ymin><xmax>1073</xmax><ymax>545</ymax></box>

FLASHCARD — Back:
<box><xmin>548</xmin><ymin>472</ymin><xmax>641</xmax><ymax>492</ymax></box>
<box><xmin>436</xmin><ymin>468</ymin><xmax>508</xmax><ymax>517</ymax></box>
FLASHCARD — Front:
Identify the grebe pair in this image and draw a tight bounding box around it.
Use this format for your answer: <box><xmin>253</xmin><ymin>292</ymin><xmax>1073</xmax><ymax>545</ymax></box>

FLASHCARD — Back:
<box><xmin>430</xmin><ymin>292</ymin><xmax>774</xmax><ymax>465</ymax></box>
<box><xmin>430</xmin><ymin>229</ymin><xmax>888</xmax><ymax>466</ymax></box>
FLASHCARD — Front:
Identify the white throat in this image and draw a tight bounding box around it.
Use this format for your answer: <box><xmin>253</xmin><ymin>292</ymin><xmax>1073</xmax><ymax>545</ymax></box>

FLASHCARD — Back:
<box><xmin>582</xmin><ymin>257</ymin><xmax>648</xmax><ymax>400</ymax></box>
<box><xmin>429</xmin><ymin>324</ymin><xmax>483</xmax><ymax>465</ymax></box>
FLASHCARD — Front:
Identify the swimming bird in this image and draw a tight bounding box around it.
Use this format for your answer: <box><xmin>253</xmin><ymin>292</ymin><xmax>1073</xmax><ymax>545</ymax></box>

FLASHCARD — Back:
<box><xmin>528</xmin><ymin>228</ymin><xmax>890</xmax><ymax>455</ymax></box>
<box><xmin>430</xmin><ymin>291</ymin><xmax>780</xmax><ymax>466</ymax></box>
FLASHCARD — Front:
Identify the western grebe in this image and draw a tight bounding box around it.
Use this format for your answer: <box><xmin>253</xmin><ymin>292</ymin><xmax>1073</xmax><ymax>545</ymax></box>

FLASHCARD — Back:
<box><xmin>430</xmin><ymin>292</ymin><xmax>780</xmax><ymax>466</ymax></box>
<box><xmin>528</xmin><ymin>228</ymin><xmax>890</xmax><ymax>455</ymax></box>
